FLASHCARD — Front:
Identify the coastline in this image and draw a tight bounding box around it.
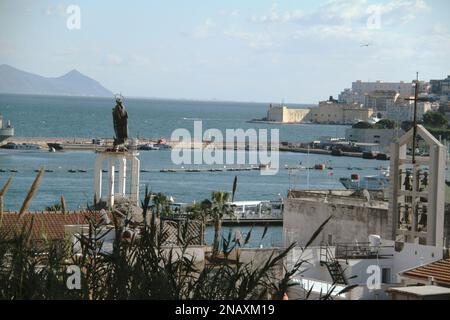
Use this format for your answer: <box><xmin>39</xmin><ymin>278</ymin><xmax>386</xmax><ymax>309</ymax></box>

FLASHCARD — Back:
<box><xmin>1</xmin><ymin>137</ymin><xmax>369</xmax><ymax>158</ymax></box>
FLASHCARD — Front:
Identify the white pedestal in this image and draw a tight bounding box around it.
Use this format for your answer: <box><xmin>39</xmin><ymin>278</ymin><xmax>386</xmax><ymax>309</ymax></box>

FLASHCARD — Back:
<box><xmin>94</xmin><ymin>150</ymin><xmax>140</xmax><ymax>208</ymax></box>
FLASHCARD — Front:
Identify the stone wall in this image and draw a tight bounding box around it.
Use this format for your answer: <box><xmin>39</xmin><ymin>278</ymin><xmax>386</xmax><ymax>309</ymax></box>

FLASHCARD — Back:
<box><xmin>283</xmin><ymin>192</ymin><xmax>391</xmax><ymax>247</ymax></box>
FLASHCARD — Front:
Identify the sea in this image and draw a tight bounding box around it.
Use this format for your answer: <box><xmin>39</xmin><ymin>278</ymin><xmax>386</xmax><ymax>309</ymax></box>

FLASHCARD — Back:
<box><xmin>0</xmin><ymin>94</ymin><xmax>389</xmax><ymax>247</ymax></box>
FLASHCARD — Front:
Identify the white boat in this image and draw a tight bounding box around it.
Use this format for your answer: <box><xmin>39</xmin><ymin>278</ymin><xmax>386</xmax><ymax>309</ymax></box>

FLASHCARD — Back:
<box><xmin>339</xmin><ymin>170</ymin><xmax>389</xmax><ymax>191</ymax></box>
<box><xmin>225</xmin><ymin>200</ymin><xmax>283</xmax><ymax>220</ymax></box>
<box><xmin>138</xmin><ymin>143</ymin><xmax>160</xmax><ymax>150</ymax></box>
<box><xmin>170</xmin><ymin>200</ymin><xmax>283</xmax><ymax>221</ymax></box>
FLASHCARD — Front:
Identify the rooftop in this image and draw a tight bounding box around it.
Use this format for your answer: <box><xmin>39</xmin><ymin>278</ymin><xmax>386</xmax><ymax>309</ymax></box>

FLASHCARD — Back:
<box><xmin>287</xmin><ymin>189</ymin><xmax>388</xmax><ymax>205</ymax></box>
<box><xmin>0</xmin><ymin>211</ymin><xmax>102</xmax><ymax>241</ymax></box>
<box><xmin>400</xmin><ymin>259</ymin><xmax>450</xmax><ymax>286</ymax></box>
<box><xmin>387</xmin><ymin>285</ymin><xmax>450</xmax><ymax>297</ymax></box>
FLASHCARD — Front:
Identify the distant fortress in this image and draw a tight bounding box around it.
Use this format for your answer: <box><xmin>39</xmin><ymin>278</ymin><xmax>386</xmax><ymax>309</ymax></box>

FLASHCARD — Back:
<box><xmin>264</xmin><ymin>96</ymin><xmax>374</xmax><ymax>125</ymax></box>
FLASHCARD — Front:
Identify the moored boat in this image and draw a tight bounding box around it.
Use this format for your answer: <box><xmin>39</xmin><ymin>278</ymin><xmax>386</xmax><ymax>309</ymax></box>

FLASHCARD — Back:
<box><xmin>339</xmin><ymin>170</ymin><xmax>389</xmax><ymax>191</ymax></box>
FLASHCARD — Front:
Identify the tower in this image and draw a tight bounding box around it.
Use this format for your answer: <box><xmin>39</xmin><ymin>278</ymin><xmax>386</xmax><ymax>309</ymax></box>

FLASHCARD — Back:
<box><xmin>389</xmin><ymin>125</ymin><xmax>445</xmax><ymax>246</ymax></box>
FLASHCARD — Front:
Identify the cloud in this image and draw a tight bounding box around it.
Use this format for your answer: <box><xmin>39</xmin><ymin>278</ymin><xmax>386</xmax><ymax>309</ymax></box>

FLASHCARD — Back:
<box><xmin>192</xmin><ymin>18</ymin><xmax>214</xmax><ymax>39</ymax></box>
<box><xmin>250</xmin><ymin>2</ymin><xmax>305</xmax><ymax>24</ymax></box>
<box><xmin>223</xmin><ymin>29</ymin><xmax>274</xmax><ymax>49</ymax></box>
<box><xmin>250</xmin><ymin>0</ymin><xmax>431</xmax><ymax>27</ymax></box>
<box><xmin>106</xmin><ymin>53</ymin><xmax>123</xmax><ymax>65</ymax></box>
<box><xmin>43</xmin><ymin>3</ymin><xmax>67</xmax><ymax>17</ymax></box>
<box><xmin>219</xmin><ymin>9</ymin><xmax>240</xmax><ymax>17</ymax></box>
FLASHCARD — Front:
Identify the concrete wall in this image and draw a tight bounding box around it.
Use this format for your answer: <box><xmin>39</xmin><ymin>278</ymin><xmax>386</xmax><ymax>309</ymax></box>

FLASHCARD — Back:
<box><xmin>311</xmin><ymin>103</ymin><xmax>345</xmax><ymax>124</ymax></box>
<box><xmin>444</xmin><ymin>205</ymin><xmax>450</xmax><ymax>248</ymax></box>
<box><xmin>266</xmin><ymin>106</ymin><xmax>310</xmax><ymax>123</ymax></box>
<box><xmin>283</xmin><ymin>193</ymin><xmax>391</xmax><ymax>247</ymax></box>
<box><xmin>345</xmin><ymin>128</ymin><xmax>403</xmax><ymax>152</ymax></box>
<box><xmin>343</xmin><ymin>107</ymin><xmax>374</xmax><ymax>124</ymax></box>
<box><xmin>308</xmin><ymin>103</ymin><xmax>373</xmax><ymax>124</ymax></box>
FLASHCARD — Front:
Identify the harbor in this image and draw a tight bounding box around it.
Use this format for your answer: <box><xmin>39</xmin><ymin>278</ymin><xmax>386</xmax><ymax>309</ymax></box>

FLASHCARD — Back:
<box><xmin>1</xmin><ymin>136</ymin><xmax>389</xmax><ymax>160</ymax></box>
<box><xmin>2</xmin><ymin>0</ymin><xmax>450</xmax><ymax>305</ymax></box>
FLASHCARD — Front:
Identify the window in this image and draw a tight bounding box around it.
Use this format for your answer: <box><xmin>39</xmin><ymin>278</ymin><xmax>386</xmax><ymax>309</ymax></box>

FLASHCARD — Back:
<box><xmin>382</xmin><ymin>268</ymin><xmax>391</xmax><ymax>283</ymax></box>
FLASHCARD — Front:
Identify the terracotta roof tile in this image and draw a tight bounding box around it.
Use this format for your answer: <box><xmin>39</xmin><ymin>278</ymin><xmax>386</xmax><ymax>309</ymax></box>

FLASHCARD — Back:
<box><xmin>401</xmin><ymin>259</ymin><xmax>450</xmax><ymax>286</ymax></box>
<box><xmin>0</xmin><ymin>211</ymin><xmax>103</xmax><ymax>241</ymax></box>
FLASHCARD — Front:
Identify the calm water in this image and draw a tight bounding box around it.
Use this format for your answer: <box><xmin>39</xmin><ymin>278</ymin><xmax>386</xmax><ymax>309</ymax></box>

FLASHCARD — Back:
<box><xmin>0</xmin><ymin>94</ymin><xmax>388</xmax><ymax>247</ymax></box>
<box><xmin>0</xmin><ymin>94</ymin><xmax>340</xmax><ymax>142</ymax></box>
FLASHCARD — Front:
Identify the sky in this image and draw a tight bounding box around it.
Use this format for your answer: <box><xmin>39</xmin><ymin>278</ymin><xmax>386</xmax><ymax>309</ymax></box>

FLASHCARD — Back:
<box><xmin>1</xmin><ymin>0</ymin><xmax>449</xmax><ymax>103</ymax></box>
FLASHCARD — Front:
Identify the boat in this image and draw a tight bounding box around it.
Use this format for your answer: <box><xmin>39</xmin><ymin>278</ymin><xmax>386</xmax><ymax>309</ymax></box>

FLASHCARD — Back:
<box><xmin>362</xmin><ymin>151</ymin><xmax>376</xmax><ymax>159</ymax></box>
<box><xmin>314</xmin><ymin>163</ymin><xmax>326</xmax><ymax>170</ymax></box>
<box><xmin>154</xmin><ymin>138</ymin><xmax>171</xmax><ymax>150</ymax></box>
<box><xmin>0</xmin><ymin>142</ymin><xmax>40</xmax><ymax>150</ymax></box>
<box><xmin>170</xmin><ymin>200</ymin><xmax>283</xmax><ymax>223</ymax></box>
<box><xmin>376</xmin><ymin>153</ymin><xmax>390</xmax><ymax>160</ymax></box>
<box><xmin>331</xmin><ymin>148</ymin><xmax>343</xmax><ymax>156</ymax></box>
<box><xmin>68</xmin><ymin>169</ymin><xmax>77</xmax><ymax>173</ymax></box>
<box><xmin>138</xmin><ymin>143</ymin><xmax>160</xmax><ymax>151</ymax></box>
<box><xmin>339</xmin><ymin>171</ymin><xmax>390</xmax><ymax>191</ymax></box>
<box><xmin>47</xmin><ymin>142</ymin><xmax>64</xmax><ymax>151</ymax></box>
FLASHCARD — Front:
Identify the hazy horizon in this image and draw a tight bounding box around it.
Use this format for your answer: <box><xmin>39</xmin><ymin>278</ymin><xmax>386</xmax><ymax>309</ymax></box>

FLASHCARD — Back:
<box><xmin>1</xmin><ymin>0</ymin><xmax>450</xmax><ymax>103</ymax></box>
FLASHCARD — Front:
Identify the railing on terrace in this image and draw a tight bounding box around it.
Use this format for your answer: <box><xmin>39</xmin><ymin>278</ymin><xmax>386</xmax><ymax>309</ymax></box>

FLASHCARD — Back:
<box><xmin>335</xmin><ymin>242</ymin><xmax>394</xmax><ymax>262</ymax></box>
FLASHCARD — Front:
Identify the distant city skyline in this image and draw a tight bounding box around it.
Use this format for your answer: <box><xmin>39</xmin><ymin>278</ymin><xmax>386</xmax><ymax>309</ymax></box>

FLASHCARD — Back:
<box><xmin>1</xmin><ymin>0</ymin><xmax>449</xmax><ymax>103</ymax></box>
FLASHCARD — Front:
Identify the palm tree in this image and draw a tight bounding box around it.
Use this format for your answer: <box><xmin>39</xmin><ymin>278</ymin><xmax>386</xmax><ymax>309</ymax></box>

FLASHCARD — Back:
<box><xmin>202</xmin><ymin>191</ymin><xmax>236</xmax><ymax>259</ymax></box>
<box><xmin>150</xmin><ymin>192</ymin><xmax>171</xmax><ymax>217</ymax></box>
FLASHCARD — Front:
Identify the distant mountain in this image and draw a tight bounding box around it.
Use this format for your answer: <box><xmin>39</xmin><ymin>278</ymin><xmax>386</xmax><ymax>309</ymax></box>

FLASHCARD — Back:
<box><xmin>0</xmin><ymin>64</ymin><xmax>113</xmax><ymax>97</ymax></box>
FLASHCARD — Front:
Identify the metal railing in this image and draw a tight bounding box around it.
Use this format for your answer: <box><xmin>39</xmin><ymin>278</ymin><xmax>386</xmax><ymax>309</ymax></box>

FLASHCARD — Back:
<box><xmin>335</xmin><ymin>242</ymin><xmax>394</xmax><ymax>262</ymax></box>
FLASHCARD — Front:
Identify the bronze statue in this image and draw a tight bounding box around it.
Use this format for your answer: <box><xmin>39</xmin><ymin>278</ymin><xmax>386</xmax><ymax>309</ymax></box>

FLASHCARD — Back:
<box><xmin>112</xmin><ymin>94</ymin><xmax>128</xmax><ymax>149</ymax></box>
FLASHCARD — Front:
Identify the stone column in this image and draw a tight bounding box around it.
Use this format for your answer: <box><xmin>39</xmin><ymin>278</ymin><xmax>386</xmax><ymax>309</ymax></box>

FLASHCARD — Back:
<box><xmin>118</xmin><ymin>157</ymin><xmax>127</xmax><ymax>196</ymax></box>
<box><xmin>130</xmin><ymin>154</ymin><xmax>140</xmax><ymax>206</ymax></box>
<box><xmin>94</xmin><ymin>154</ymin><xmax>103</xmax><ymax>204</ymax></box>
<box><xmin>108</xmin><ymin>159</ymin><xmax>115</xmax><ymax>208</ymax></box>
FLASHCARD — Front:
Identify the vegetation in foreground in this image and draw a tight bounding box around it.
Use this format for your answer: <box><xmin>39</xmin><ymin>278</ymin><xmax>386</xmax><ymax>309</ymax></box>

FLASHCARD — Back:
<box><xmin>0</xmin><ymin>172</ymin><xmax>349</xmax><ymax>300</ymax></box>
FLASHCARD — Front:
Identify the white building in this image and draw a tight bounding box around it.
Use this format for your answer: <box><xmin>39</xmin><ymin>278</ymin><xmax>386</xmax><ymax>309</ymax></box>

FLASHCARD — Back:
<box><xmin>386</xmin><ymin>101</ymin><xmax>432</xmax><ymax>123</ymax></box>
<box><xmin>286</xmin><ymin>237</ymin><xmax>443</xmax><ymax>300</ymax></box>
<box><xmin>339</xmin><ymin>80</ymin><xmax>415</xmax><ymax>105</ymax></box>
<box><xmin>345</xmin><ymin>128</ymin><xmax>403</xmax><ymax>153</ymax></box>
